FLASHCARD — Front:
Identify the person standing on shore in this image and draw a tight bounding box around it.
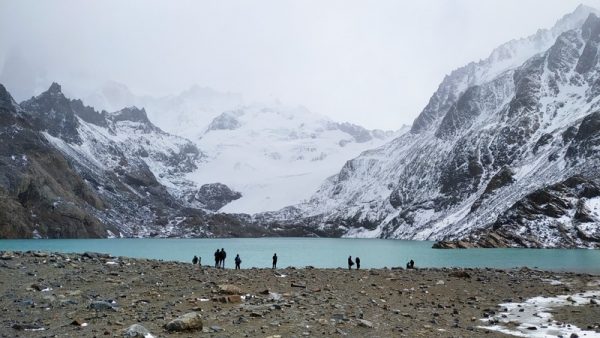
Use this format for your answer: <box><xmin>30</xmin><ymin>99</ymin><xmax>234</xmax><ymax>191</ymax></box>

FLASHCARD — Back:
<box><xmin>192</xmin><ymin>255</ymin><xmax>198</xmax><ymax>268</ymax></box>
<box><xmin>198</xmin><ymin>256</ymin><xmax>201</xmax><ymax>268</ymax></box>
<box><xmin>234</xmin><ymin>254</ymin><xmax>242</xmax><ymax>270</ymax></box>
<box><xmin>355</xmin><ymin>257</ymin><xmax>361</xmax><ymax>270</ymax></box>
<box><xmin>214</xmin><ymin>249</ymin><xmax>220</xmax><ymax>268</ymax></box>
<box><xmin>221</xmin><ymin>248</ymin><xmax>227</xmax><ymax>269</ymax></box>
<box><xmin>272</xmin><ymin>253</ymin><xmax>278</xmax><ymax>269</ymax></box>
<box><xmin>348</xmin><ymin>256</ymin><xmax>354</xmax><ymax>270</ymax></box>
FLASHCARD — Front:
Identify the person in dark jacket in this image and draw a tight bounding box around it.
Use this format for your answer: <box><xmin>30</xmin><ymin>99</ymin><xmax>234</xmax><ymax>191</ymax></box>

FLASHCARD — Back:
<box><xmin>355</xmin><ymin>257</ymin><xmax>361</xmax><ymax>270</ymax></box>
<box><xmin>234</xmin><ymin>254</ymin><xmax>242</xmax><ymax>270</ymax></box>
<box><xmin>192</xmin><ymin>255</ymin><xmax>198</xmax><ymax>267</ymax></box>
<box><xmin>220</xmin><ymin>248</ymin><xmax>227</xmax><ymax>269</ymax></box>
<box><xmin>272</xmin><ymin>253</ymin><xmax>278</xmax><ymax>269</ymax></box>
<box><xmin>348</xmin><ymin>256</ymin><xmax>354</xmax><ymax>270</ymax></box>
<box><xmin>214</xmin><ymin>249</ymin><xmax>220</xmax><ymax>268</ymax></box>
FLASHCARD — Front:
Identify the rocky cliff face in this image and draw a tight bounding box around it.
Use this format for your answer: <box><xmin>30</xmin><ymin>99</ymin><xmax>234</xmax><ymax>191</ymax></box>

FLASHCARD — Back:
<box><xmin>0</xmin><ymin>83</ymin><xmax>256</xmax><ymax>238</ymax></box>
<box><xmin>274</xmin><ymin>6</ymin><xmax>600</xmax><ymax>248</ymax></box>
<box><xmin>0</xmin><ymin>84</ymin><xmax>115</xmax><ymax>238</ymax></box>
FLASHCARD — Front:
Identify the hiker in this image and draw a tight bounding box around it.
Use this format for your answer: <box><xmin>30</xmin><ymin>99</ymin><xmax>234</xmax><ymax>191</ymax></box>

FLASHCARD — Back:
<box><xmin>197</xmin><ymin>256</ymin><xmax>201</xmax><ymax>268</ymax></box>
<box><xmin>355</xmin><ymin>257</ymin><xmax>361</xmax><ymax>270</ymax></box>
<box><xmin>348</xmin><ymin>256</ymin><xmax>354</xmax><ymax>270</ymax></box>
<box><xmin>272</xmin><ymin>253</ymin><xmax>278</xmax><ymax>269</ymax></box>
<box><xmin>192</xmin><ymin>255</ymin><xmax>198</xmax><ymax>266</ymax></box>
<box><xmin>214</xmin><ymin>249</ymin><xmax>220</xmax><ymax>268</ymax></box>
<box><xmin>410</xmin><ymin>259</ymin><xmax>415</xmax><ymax>269</ymax></box>
<box><xmin>221</xmin><ymin>248</ymin><xmax>227</xmax><ymax>269</ymax></box>
<box><xmin>234</xmin><ymin>254</ymin><xmax>242</xmax><ymax>270</ymax></box>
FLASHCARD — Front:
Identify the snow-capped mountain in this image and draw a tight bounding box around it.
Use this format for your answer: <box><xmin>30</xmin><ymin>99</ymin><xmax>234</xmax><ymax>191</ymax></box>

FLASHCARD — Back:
<box><xmin>188</xmin><ymin>104</ymin><xmax>401</xmax><ymax>213</ymax></box>
<box><xmin>84</xmin><ymin>81</ymin><xmax>243</xmax><ymax>140</ymax></box>
<box><xmin>0</xmin><ymin>82</ymin><xmax>394</xmax><ymax>238</ymax></box>
<box><xmin>0</xmin><ymin>82</ymin><xmax>255</xmax><ymax>238</ymax></box>
<box><xmin>277</xmin><ymin>5</ymin><xmax>600</xmax><ymax>248</ymax></box>
<box><xmin>85</xmin><ymin>82</ymin><xmax>399</xmax><ymax>214</ymax></box>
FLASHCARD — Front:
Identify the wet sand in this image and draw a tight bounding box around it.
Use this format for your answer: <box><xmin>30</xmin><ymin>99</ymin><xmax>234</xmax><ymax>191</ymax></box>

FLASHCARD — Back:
<box><xmin>0</xmin><ymin>251</ymin><xmax>599</xmax><ymax>337</ymax></box>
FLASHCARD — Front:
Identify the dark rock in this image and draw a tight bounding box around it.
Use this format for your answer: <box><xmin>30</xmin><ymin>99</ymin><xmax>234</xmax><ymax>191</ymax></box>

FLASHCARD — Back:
<box><xmin>188</xmin><ymin>183</ymin><xmax>242</xmax><ymax>211</ymax></box>
<box><xmin>213</xmin><ymin>295</ymin><xmax>242</xmax><ymax>303</ymax></box>
<box><xmin>206</xmin><ymin>111</ymin><xmax>242</xmax><ymax>131</ymax></box>
<box><xmin>448</xmin><ymin>271</ymin><xmax>471</xmax><ymax>279</ymax></box>
<box><xmin>11</xmin><ymin>323</ymin><xmax>45</xmax><ymax>331</ymax></box>
<box><xmin>291</xmin><ymin>282</ymin><xmax>307</xmax><ymax>288</ymax></box>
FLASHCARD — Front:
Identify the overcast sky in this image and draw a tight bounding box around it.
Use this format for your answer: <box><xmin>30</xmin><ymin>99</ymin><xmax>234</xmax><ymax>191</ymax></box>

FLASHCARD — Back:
<box><xmin>1</xmin><ymin>0</ymin><xmax>600</xmax><ymax>129</ymax></box>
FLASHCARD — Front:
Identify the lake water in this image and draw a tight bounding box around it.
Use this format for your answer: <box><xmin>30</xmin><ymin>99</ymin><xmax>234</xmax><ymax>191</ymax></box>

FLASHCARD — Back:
<box><xmin>1</xmin><ymin>238</ymin><xmax>599</xmax><ymax>273</ymax></box>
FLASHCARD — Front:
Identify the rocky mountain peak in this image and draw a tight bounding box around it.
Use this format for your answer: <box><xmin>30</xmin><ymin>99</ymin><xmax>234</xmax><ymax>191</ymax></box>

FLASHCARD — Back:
<box><xmin>410</xmin><ymin>5</ymin><xmax>600</xmax><ymax>135</ymax></box>
<box><xmin>20</xmin><ymin>82</ymin><xmax>82</xmax><ymax>143</ymax></box>
<box><xmin>581</xmin><ymin>13</ymin><xmax>600</xmax><ymax>40</ymax></box>
<box><xmin>47</xmin><ymin>82</ymin><xmax>62</xmax><ymax>95</ymax></box>
<box><xmin>107</xmin><ymin>106</ymin><xmax>152</xmax><ymax>124</ymax></box>
<box><xmin>0</xmin><ymin>83</ymin><xmax>17</xmax><ymax>112</ymax></box>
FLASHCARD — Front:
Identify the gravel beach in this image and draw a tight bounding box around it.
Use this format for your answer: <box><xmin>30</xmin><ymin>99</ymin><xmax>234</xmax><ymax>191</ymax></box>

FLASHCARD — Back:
<box><xmin>1</xmin><ymin>251</ymin><xmax>599</xmax><ymax>337</ymax></box>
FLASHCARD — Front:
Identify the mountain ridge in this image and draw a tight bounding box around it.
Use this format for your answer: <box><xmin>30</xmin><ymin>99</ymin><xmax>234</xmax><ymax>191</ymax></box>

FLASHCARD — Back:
<box><xmin>266</xmin><ymin>6</ymin><xmax>600</xmax><ymax>248</ymax></box>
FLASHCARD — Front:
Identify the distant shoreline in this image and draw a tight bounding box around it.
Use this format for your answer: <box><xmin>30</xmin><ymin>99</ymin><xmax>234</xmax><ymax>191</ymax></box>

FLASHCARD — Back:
<box><xmin>1</xmin><ymin>249</ymin><xmax>600</xmax><ymax>275</ymax></box>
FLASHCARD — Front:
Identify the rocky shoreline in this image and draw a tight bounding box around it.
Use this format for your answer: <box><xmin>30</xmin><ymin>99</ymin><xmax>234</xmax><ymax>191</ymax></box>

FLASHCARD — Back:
<box><xmin>1</xmin><ymin>251</ymin><xmax>599</xmax><ymax>337</ymax></box>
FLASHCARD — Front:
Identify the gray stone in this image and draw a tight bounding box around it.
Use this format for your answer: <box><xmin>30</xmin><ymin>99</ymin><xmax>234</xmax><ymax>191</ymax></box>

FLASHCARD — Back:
<box><xmin>218</xmin><ymin>284</ymin><xmax>243</xmax><ymax>295</ymax></box>
<box><xmin>89</xmin><ymin>300</ymin><xmax>117</xmax><ymax>311</ymax></box>
<box><xmin>165</xmin><ymin>312</ymin><xmax>203</xmax><ymax>332</ymax></box>
<box><xmin>357</xmin><ymin>319</ymin><xmax>374</xmax><ymax>328</ymax></box>
<box><xmin>123</xmin><ymin>324</ymin><xmax>152</xmax><ymax>337</ymax></box>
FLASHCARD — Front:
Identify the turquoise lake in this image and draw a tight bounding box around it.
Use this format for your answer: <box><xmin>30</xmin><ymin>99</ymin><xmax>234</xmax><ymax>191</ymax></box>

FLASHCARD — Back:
<box><xmin>1</xmin><ymin>238</ymin><xmax>599</xmax><ymax>273</ymax></box>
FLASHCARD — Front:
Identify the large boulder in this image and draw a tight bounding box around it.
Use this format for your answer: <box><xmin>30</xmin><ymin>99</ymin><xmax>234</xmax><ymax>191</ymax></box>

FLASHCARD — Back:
<box><xmin>165</xmin><ymin>312</ymin><xmax>203</xmax><ymax>332</ymax></box>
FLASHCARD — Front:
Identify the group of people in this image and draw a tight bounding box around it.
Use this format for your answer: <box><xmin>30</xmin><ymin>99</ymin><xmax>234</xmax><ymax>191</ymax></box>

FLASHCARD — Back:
<box><xmin>194</xmin><ymin>252</ymin><xmax>414</xmax><ymax>270</ymax></box>
<box><xmin>190</xmin><ymin>251</ymin><xmax>278</xmax><ymax>270</ymax></box>
<box><xmin>214</xmin><ymin>248</ymin><xmax>227</xmax><ymax>268</ymax></box>
<box><xmin>196</xmin><ymin>253</ymin><xmax>362</xmax><ymax>270</ymax></box>
<box><xmin>347</xmin><ymin>256</ymin><xmax>361</xmax><ymax>270</ymax></box>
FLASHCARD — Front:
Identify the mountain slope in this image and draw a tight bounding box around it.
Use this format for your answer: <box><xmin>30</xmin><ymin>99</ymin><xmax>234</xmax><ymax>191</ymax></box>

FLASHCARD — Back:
<box><xmin>280</xmin><ymin>6</ymin><xmax>600</xmax><ymax>248</ymax></box>
<box><xmin>0</xmin><ymin>83</ymin><xmax>269</xmax><ymax>238</ymax></box>
<box><xmin>0</xmin><ymin>84</ymin><xmax>116</xmax><ymax>238</ymax></box>
<box><xmin>189</xmin><ymin>104</ymin><xmax>401</xmax><ymax>213</ymax></box>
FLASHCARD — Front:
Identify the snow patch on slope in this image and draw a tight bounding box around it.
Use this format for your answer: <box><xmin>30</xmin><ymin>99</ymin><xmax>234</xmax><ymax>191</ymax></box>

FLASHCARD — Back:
<box><xmin>188</xmin><ymin>104</ymin><xmax>402</xmax><ymax>213</ymax></box>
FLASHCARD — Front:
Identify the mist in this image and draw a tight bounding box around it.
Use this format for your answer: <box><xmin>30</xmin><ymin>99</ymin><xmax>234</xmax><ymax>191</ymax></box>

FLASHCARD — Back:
<box><xmin>1</xmin><ymin>0</ymin><xmax>599</xmax><ymax>129</ymax></box>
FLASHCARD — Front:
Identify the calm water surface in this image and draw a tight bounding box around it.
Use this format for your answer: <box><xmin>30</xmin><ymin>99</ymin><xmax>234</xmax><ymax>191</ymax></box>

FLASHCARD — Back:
<box><xmin>0</xmin><ymin>238</ymin><xmax>599</xmax><ymax>273</ymax></box>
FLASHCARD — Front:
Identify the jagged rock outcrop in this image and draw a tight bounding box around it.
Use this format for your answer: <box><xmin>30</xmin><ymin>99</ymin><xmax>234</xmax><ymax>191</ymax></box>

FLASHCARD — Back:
<box><xmin>437</xmin><ymin>175</ymin><xmax>600</xmax><ymax>248</ymax></box>
<box><xmin>0</xmin><ymin>84</ymin><xmax>115</xmax><ymax>238</ymax></box>
<box><xmin>187</xmin><ymin>183</ymin><xmax>242</xmax><ymax>211</ymax></box>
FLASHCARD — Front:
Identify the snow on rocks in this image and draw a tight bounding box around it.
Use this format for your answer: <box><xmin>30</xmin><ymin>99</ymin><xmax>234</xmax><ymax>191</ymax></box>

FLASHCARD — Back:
<box><xmin>480</xmin><ymin>290</ymin><xmax>600</xmax><ymax>337</ymax></box>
